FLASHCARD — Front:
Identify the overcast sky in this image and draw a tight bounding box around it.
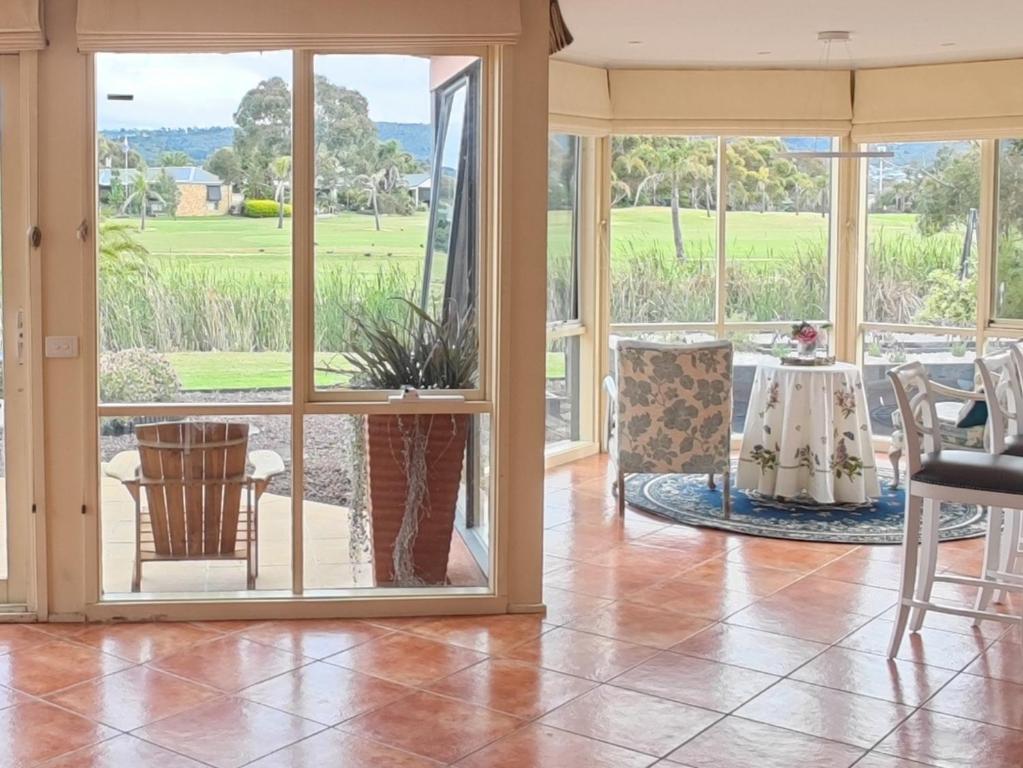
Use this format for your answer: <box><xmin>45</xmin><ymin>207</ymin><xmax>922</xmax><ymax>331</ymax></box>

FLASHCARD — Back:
<box><xmin>96</xmin><ymin>52</ymin><xmax>432</xmax><ymax>129</ymax></box>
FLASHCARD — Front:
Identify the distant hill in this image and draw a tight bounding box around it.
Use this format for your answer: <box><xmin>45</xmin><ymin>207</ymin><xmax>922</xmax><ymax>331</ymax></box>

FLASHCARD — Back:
<box><xmin>101</xmin><ymin>127</ymin><xmax>235</xmax><ymax>165</ymax></box>
<box><xmin>377</xmin><ymin>122</ymin><xmax>432</xmax><ymax>163</ymax></box>
<box><xmin>101</xmin><ymin>121</ymin><xmax>434</xmax><ymax>166</ymax></box>
<box><xmin>781</xmin><ymin>136</ymin><xmax>967</xmax><ymax>169</ymax></box>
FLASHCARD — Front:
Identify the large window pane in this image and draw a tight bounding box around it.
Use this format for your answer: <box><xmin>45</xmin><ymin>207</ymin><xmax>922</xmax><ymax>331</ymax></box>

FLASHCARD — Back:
<box><xmin>99</xmin><ymin>415</ymin><xmax>292</xmax><ymax>596</ymax></box>
<box><xmin>995</xmin><ymin>139</ymin><xmax>1023</xmax><ymax>319</ymax></box>
<box><xmin>725</xmin><ymin>137</ymin><xmax>834</xmax><ymax>322</ymax></box>
<box><xmin>610</xmin><ymin>135</ymin><xmax>717</xmax><ymax>323</ymax></box>
<box><xmin>548</xmin><ymin>134</ymin><xmax>579</xmax><ymax>323</ymax></box>
<box><xmin>312</xmin><ymin>55</ymin><xmax>481</xmax><ymax>392</ymax></box>
<box><xmin>862</xmin><ymin>331</ymin><xmax>976</xmax><ymax>437</ymax></box>
<box><xmin>865</xmin><ymin>141</ymin><xmax>979</xmax><ymax>326</ymax></box>
<box><xmin>96</xmin><ymin>52</ymin><xmax>293</xmax><ymax>403</ymax></box>
<box><xmin>303</xmin><ymin>413</ymin><xmax>490</xmax><ymax>590</ymax></box>
<box><xmin>546</xmin><ymin>336</ymin><xmax>580</xmax><ymax>444</ymax></box>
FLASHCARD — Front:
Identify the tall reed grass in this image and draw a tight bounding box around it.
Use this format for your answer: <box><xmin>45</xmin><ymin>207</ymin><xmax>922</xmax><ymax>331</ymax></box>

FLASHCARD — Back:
<box><xmin>100</xmin><ymin>259</ymin><xmax>419</xmax><ymax>354</ymax></box>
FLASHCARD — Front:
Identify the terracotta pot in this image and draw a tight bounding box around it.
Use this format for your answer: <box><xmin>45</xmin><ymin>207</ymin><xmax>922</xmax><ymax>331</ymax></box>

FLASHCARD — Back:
<box><xmin>365</xmin><ymin>413</ymin><xmax>470</xmax><ymax>585</ymax></box>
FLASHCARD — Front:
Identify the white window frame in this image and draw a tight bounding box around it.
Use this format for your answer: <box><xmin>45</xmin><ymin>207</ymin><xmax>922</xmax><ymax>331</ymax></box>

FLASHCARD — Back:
<box><xmin>83</xmin><ymin>46</ymin><xmax>507</xmax><ymax>618</ymax></box>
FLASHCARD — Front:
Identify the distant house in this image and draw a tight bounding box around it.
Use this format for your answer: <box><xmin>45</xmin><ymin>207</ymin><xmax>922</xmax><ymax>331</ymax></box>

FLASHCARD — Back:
<box><xmin>404</xmin><ymin>172</ymin><xmax>432</xmax><ymax>206</ymax></box>
<box><xmin>98</xmin><ymin>166</ymin><xmax>230</xmax><ymax>217</ymax></box>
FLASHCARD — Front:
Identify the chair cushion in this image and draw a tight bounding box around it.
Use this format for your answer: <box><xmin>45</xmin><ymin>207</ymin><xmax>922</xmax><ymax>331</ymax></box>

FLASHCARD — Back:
<box><xmin>1003</xmin><ymin>435</ymin><xmax>1023</xmax><ymax>458</ymax></box>
<box><xmin>912</xmin><ymin>450</ymin><xmax>1023</xmax><ymax>495</ymax></box>
<box><xmin>955</xmin><ymin>398</ymin><xmax>989</xmax><ymax>428</ymax></box>
<box><xmin>890</xmin><ymin>407</ymin><xmax>986</xmax><ymax>450</ymax></box>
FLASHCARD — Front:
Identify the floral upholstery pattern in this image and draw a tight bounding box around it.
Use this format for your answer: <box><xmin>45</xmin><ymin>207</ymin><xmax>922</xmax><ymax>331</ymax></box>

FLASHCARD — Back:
<box><xmin>613</xmin><ymin>340</ymin><xmax>733</xmax><ymax>475</ymax></box>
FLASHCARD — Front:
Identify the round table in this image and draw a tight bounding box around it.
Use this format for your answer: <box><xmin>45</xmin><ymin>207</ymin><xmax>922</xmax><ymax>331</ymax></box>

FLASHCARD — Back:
<box><xmin>736</xmin><ymin>361</ymin><xmax>881</xmax><ymax>504</ymax></box>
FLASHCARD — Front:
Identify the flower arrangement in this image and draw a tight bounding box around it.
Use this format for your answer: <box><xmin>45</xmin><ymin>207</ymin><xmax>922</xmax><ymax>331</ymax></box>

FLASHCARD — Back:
<box><xmin>791</xmin><ymin>321</ymin><xmax>820</xmax><ymax>355</ymax></box>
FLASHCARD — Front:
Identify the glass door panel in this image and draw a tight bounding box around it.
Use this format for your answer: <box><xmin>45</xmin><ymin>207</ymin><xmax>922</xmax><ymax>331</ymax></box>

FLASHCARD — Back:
<box><xmin>0</xmin><ymin>55</ymin><xmax>31</xmax><ymax>606</ymax></box>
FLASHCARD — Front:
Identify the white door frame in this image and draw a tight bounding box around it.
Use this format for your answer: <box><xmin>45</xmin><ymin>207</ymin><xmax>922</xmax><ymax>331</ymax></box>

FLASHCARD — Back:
<box><xmin>0</xmin><ymin>52</ymin><xmax>44</xmax><ymax>617</ymax></box>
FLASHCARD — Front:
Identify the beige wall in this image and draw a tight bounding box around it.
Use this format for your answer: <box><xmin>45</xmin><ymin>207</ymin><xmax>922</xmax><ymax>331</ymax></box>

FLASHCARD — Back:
<box><xmin>175</xmin><ymin>183</ymin><xmax>228</xmax><ymax>217</ymax></box>
<box><xmin>33</xmin><ymin>0</ymin><xmax>549</xmax><ymax>619</ymax></box>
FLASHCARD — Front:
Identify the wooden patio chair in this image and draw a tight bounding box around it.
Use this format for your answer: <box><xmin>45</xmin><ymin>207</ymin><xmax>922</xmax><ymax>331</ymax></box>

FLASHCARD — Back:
<box><xmin>104</xmin><ymin>421</ymin><xmax>284</xmax><ymax>592</ymax></box>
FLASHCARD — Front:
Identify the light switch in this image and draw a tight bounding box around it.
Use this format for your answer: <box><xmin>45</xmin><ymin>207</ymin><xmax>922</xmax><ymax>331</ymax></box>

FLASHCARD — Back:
<box><xmin>45</xmin><ymin>335</ymin><xmax>79</xmax><ymax>358</ymax></box>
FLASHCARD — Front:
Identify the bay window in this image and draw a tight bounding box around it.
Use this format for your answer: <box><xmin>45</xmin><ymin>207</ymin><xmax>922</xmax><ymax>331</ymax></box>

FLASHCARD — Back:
<box><xmin>609</xmin><ymin>134</ymin><xmax>838</xmax><ymax>434</ymax></box>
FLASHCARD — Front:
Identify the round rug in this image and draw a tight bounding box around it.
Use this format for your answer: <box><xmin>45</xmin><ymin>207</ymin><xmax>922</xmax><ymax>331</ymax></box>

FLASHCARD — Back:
<box><xmin>624</xmin><ymin>462</ymin><xmax>986</xmax><ymax>544</ymax></box>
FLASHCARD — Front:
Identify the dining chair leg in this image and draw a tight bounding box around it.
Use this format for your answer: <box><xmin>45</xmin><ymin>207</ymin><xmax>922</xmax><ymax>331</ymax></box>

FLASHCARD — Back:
<box><xmin>723</xmin><ymin>469</ymin><xmax>731</xmax><ymax>520</ymax></box>
<box><xmin>889</xmin><ymin>493</ymin><xmax>923</xmax><ymax>658</ymax></box>
<box><xmin>707</xmin><ymin>473</ymin><xmax>716</xmax><ymax>491</ymax></box>
<box><xmin>616</xmin><ymin>469</ymin><xmax>626</xmax><ymax>517</ymax></box>
<box><xmin>997</xmin><ymin>508</ymin><xmax>1022</xmax><ymax>604</ymax></box>
<box><xmin>910</xmin><ymin>498</ymin><xmax>939</xmax><ymax>632</ymax></box>
<box><xmin>889</xmin><ymin>448</ymin><xmax>902</xmax><ymax>490</ymax></box>
<box><xmin>976</xmin><ymin>505</ymin><xmax>1005</xmax><ymax>621</ymax></box>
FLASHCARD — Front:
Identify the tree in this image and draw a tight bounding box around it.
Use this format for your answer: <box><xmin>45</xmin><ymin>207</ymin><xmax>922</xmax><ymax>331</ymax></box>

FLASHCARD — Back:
<box><xmin>625</xmin><ymin>138</ymin><xmax>711</xmax><ymax>261</ymax></box>
<box><xmin>159</xmin><ymin>151</ymin><xmax>192</xmax><ymax>167</ymax></box>
<box><xmin>315</xmin><ymin>76</ymin><xmax>377</xmax><ymax>179</ymax></box>
<box><xmin>914</xmin><ymin>143</ymin><xmax>981</xmax><ymax>236</ymax></box>
<box><xmin>233</xmin><ymin>76</ymin><xmax>292</xmax><ymax>198</ymax></box>
<box><xmin>270</xmin><ymin>155</ymin><xmax>291</xmax><ymax>229</ymax></box>
<box><xmin>152</xmin><ymin>169</ymin><xmax>180</xmax><ymax>218</ymax></box>
<box><xmin>204</xmin><ymin>147</ymin><xmax>244</xmax><ymax>190</ymax></box>
<box><xmin>120</xmin><ymin>162</ymin><xmax>163</xmax><ymax>231</ymax></box>
<box><xmin>98</xmin><ymin>135</ymin><xmax>142</xmax><ymax>169</ymax></box>
<box><xmin>98</xmin><ymin>219</ymin><xmax>152</xmax><ymax>283</ymax></box>
<box><xmin>353</xmin><ymin>165</ymin><xmax>402</xmax><ymax>231</ymax></box>
<box><xmin>107</xmin><ymin>168</ymin><xmax>126</xmax><ymax>211</ymax></box>
<box><xmin>233</xmin><ymin>75</ymin><xmax>379</xmax><ymax>200</ymax></box>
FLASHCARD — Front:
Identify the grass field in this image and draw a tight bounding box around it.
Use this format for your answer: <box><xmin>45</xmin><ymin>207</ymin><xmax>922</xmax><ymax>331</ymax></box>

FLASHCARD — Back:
<box><xmin>128</xmin><ymin>211</ymin><xmax>430</xmax><ymax>276</ymax></box>
<box><xmin>105</xmin><ymin>206</ymin><xmax>943</xmax><ymax>392</ymax></box>
<box><xmin>122</xmin><ymin>206</ymin><xmax>925</xmax><ymax>273</ymax></box>
<box><xmin>164</xmin><ymin>350</ymin><xmax>566</xmax><ymax>390</ymax></box>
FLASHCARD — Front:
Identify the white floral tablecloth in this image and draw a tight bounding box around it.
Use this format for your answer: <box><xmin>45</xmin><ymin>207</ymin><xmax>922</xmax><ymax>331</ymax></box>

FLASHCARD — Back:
<box><xmin>737</xmin><ymin>362</ymin><xmax>881</xmax><ymax>504</ymax></box>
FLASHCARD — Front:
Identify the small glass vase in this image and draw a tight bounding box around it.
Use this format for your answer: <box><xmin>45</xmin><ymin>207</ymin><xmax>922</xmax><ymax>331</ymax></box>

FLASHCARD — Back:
<box><xmin>797</xmin><ymin>340</ymin><xmax>817</xmax><ymax>357</ymax></box>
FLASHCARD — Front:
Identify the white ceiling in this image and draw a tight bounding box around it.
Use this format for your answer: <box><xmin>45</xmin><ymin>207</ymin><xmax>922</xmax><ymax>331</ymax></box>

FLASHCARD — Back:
<box><xmin>555</xmin><ymin>0</ymin><xmax>1023</xmax><ymax>70</ymax></box>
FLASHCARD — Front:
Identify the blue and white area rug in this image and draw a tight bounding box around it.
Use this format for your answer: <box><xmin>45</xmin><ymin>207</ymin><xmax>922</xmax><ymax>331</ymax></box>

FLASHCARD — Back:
<box><xmin>624</xmin><ymin>462</ymin><xmax>985</xmax><ymax>545</ymax></box>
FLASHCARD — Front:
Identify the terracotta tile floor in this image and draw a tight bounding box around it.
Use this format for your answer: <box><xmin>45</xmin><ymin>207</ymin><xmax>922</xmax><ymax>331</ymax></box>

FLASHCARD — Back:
<box><xmin>1</xmin><ymin>454</ymin><xmax>1022</xmax><ymax>766</ymax></box>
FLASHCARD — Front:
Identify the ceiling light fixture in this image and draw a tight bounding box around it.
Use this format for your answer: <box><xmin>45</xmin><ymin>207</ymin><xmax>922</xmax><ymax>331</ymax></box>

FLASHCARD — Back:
<box><xmin>779</xmin><ymin>30</ymin><xmax>894</xmax><ymax>160</ymax></box>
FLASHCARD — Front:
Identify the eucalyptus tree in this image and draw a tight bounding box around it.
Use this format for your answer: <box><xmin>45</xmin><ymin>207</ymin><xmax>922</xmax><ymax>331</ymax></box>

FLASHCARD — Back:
<box><xmin>270</xmin><ymin>155</ymin><xmax>292</xmax><ymax>229</ymax></box>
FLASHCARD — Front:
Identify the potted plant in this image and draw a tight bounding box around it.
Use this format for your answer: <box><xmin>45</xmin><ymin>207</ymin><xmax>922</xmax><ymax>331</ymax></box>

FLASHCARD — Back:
<box><xmin>343</xmin><ymin>299</ymin><xmax>478</xmax><ymax>586</ymax></box>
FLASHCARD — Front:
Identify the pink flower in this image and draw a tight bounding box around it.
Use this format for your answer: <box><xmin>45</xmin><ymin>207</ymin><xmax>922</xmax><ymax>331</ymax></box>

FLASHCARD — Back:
<box><xmin>792</xmin><ymin>322</ymin><xmax>818</xmax><ymax>344</ymax></box>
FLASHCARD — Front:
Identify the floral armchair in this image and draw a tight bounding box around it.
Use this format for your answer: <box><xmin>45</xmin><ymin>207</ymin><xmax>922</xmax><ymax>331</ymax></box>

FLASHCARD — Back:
<box><xmin>605</xmin><ymin>339</ymin><xmax>733</xmax><ymax>517</ymax></box>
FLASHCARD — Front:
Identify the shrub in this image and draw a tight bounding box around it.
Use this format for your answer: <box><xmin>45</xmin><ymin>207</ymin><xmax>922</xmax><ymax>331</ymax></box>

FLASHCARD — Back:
<box><xmin>100</xmin><ymin>348</ymin><xmax>180</xmax><ymax>403</ymax></box>
<box><xmin>243</xmin><ymin>199</ymin><xmax>293</xmax><ymax>218</ymax></box>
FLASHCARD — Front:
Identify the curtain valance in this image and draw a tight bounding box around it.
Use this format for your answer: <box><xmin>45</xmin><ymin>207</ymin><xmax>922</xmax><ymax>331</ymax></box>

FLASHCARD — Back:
<box><xmin>76</xmin><ymin>0</ymin><xmax>520</xmax><ymax>52</ymax></box>
<box><xmin>0</xmin><ymin>0</ymin><xmax>45</xmax><ymax>52</ymax></box>
<box><xmin>853</xmin><ymin>60</ymin><xmax>1023</xmax><ymax>142</ymax></box>
<box><xmin>606</xmin><ymin>69</ymin><xmax>852</xmax><ymax>135</ymax></box>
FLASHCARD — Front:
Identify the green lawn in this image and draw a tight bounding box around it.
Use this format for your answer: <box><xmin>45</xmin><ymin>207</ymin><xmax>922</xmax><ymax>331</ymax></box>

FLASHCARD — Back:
<box><xmin>120</xmin><ymin>207</ymin><xmax>919</xmax><ymax>277</ymax></box>
<box><xmin>126</xmin><ymin>211</ymin><xmax>430</xmax><ymax>276</ymax></box>
<box><xmin>164</xmin><ymin>350</ymin><xmax>565</xmax><ymax>390</ymax></box>
<box><xmin>166</xmin><ymin>352</ymin><xmax>348</xmax><ymax>390</ymax></box>
<box><xmin>608</xmin><ymin>206</ymin><xmax>832</xmax><ymax>264</ymax></box>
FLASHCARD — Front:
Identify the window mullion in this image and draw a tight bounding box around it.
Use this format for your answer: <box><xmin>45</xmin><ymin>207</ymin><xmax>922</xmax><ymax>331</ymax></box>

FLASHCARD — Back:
<box><xmin>291</xmin><ymin>49</ymin><xmax>315</xmax><ymax>596</ymax></box>
<box><xmin>978</xmin><ymin>138</ymin><xmax>998</xmax><ymax>350</ymax></box>
<box><xmin>715</xmin><ymin>136</ymin><xmax>727</xmax><ymax>339</ymax></box>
